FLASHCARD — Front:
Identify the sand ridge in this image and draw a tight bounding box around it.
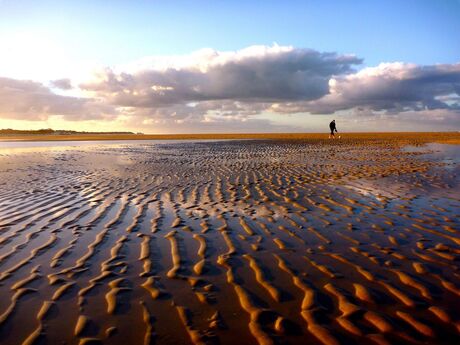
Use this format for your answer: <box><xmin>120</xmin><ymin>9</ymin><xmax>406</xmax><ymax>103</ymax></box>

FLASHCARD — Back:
<box><xmin>0</xmin><ymin>138</ymin><xmax>459</xmax><ymax>344</ymax></box>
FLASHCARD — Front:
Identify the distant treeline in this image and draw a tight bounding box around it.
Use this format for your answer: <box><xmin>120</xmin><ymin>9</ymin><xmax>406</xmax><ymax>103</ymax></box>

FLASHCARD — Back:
<box><xmin>0</xmin><ymin>128</ymin><xmax>137</xmax><ymax>135</ymax></box>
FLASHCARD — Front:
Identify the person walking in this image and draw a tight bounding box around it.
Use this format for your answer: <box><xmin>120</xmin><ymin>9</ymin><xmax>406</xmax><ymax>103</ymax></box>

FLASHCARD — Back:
<box><xmin>329</xmin><ymin>120</ymin><xmax>338</xmax><ymax>139</ymax></box>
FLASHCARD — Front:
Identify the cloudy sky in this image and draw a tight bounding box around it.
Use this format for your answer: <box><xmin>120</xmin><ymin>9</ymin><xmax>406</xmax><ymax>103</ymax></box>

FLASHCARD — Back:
<box><xmin>0</xmin><ymin>0</ymin><xmax>459</xmax><ymax>133</ymax></box>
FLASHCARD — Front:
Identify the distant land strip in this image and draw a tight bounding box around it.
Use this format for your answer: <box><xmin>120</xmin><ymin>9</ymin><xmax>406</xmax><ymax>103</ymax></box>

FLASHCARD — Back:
<box><xmin>0</xmin><ymin>130</ymin><xmax>459</xmax><ymax>144</ymax></box>
<box><xmin>0</xmin><ymin>128</ymin><xmax>136</xmax><ymax>135</ymax></box>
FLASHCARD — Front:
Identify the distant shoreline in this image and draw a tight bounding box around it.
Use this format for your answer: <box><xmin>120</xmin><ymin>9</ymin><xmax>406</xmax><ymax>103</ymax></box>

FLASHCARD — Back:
<box><xmin>0</xmin><ymin>132</ymin><xmax>459</xmax><ymax>144</ymax></box>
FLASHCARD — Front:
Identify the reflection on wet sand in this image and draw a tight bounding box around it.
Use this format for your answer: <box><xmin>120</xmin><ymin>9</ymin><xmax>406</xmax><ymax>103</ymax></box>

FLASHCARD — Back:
<box><xmin>0</xmin><ymin>139</ymin><xmax>459</xmax><ymax>345</ymax></box>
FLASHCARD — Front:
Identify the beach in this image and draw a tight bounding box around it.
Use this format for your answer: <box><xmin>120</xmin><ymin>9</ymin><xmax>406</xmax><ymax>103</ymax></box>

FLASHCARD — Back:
<box><xmin>1</xmin><ymin>132</ymin><xmax>460</xmax><ymax>143</ymax></box>
<box><xmin>0</xmin><ymin>134</ymin><xmax>459</xmax><ymax>344</ymax></box>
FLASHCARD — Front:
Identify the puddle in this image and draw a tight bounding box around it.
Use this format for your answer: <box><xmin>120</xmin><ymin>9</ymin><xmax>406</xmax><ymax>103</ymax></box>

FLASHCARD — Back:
<box><xmin>403</xmin><ymin>143</ymin><xmax>460</xmax><ymax>169</ymax></box>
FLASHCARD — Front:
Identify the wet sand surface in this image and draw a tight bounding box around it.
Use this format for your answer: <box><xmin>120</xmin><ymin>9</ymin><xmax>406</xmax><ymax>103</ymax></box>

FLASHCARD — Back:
<box><xmin>0</xmin><ymin>138</ymin><xmax>459</xmax><ymax>345</ymax></box>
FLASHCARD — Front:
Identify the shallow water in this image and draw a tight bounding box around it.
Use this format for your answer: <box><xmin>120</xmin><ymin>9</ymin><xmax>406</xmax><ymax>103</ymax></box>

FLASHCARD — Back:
<box><xmin>0</xmin><ymin>139</ymin><xmax>232</xmax><ymax>154</ymax></box>
<box><xmin>0</xmin><ymin>140</ymin><xmax>459</xmax><ymax>345</ymax></box>
<box><xmin>404</xmin><ymin>143</ymin><xmax>460</xmax><ymax>169</ymax></box>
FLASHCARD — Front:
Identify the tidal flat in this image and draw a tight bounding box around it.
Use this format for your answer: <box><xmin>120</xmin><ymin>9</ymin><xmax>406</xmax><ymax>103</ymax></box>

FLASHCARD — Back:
<box><xmin>0</xmin><ymin>137</ymin><xmax>459</xmax><ymax>345</ymax></box>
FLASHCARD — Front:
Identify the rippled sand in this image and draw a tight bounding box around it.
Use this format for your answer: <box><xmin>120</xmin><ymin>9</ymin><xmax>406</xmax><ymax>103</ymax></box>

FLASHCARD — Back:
<box><xmin>0</xmin><ymin>138</ymin><xmax>459</xmax><ymax>345</ymax></box>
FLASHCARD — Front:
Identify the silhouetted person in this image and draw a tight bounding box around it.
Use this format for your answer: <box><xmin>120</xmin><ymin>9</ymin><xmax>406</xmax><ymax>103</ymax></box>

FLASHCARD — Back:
<box><xmin>329</xmin><ymin>120</ymin><xmax>338</xmax><ymax>139</ymax></box>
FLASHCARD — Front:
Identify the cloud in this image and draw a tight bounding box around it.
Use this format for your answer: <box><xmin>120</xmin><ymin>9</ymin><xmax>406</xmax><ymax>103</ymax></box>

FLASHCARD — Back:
<box><xmin>0</xmin><ymin>45</ymin><xmax>459</xmax><ymax>131</ymax></box>
<box><xmin>0</xmin><ymin>77</ymin><xmax>115</xmax><ymax>121</ymax></box>
<box><xmin>50</xmin><ymin>78</ymin><xmax>73</xmax><ymax>90</ymax></box>
<box><xmin>130</xmin><ymin>113</ymin><xmax>292</xmax><ymax>134</ymax></box>
<box><xmin>304</xmin><ymin>62</ymin><xmax>460</xmax><ymax>114</ymax></box>
<box><xmin>78</xmin><ymin>46</ymin><xmax>459</xmax><ymax>125</ymax></box>
<box><xmin>333</xmin><ymin>108</ymin><xmax>460</xmax><ymax>132</ymax></box>
<box><xmin>80</xmin><ymin>45</ymin><xmax>362</xmax><ymax>108</ymax></box>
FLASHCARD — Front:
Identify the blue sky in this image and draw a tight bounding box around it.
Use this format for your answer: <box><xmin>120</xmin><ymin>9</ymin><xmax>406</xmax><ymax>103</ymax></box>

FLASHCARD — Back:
<box><xmin>0</xmin><ymin>0</ymin><xmax>459</xmax><ymax>132</ymax></box>
<box><xmin>1</xmin><ymin>0</ymin><xmax>459</xmax><ymax>67</ymax></box>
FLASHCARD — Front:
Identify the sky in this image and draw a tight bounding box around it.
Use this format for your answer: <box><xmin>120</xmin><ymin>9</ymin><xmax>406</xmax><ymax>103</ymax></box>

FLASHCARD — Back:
<box><xmin>0</xmin><ymin>0</ymin><xmax>459</xmax><ymax>133</ymax></box>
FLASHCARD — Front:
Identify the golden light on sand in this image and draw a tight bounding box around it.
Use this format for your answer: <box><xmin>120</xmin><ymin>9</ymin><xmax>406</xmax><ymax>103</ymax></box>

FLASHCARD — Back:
<box><xmin>0</xmin><ymin>134</ymin><xmax>459</xmax><ymax>344</ymax></box>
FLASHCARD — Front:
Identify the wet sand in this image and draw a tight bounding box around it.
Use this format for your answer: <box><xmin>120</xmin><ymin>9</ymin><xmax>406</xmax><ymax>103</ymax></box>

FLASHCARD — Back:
<box><xmin>0</xmin><ymin>136</ymin><xmax>459</xmax><ymax>344</ymax></box>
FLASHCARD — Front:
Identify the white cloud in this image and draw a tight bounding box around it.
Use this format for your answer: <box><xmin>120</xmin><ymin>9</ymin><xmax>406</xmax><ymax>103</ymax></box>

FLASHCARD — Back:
<box><xmin>304</xmin><ymin>62</ymin><xmax>460</xmax><ymax>114</ymax></box>
<box><xmin>0</xmin><ymin>77</ymin><xmax>115</xmax><ymax>121</ymax></box>
<box><xmin>0</xmin><ymin>45</ymin><xmax>459</xmax><ymax>131</ymax></box>
<box><xmin>80</xmin><ymin>45</ymin><xmax>362</xmax><ymax>107</ymax></box>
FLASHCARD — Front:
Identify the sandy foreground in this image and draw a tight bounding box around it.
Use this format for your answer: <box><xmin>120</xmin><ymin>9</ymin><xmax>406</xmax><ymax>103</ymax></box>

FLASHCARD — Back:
<box><xmin>0</xmin><ymin>135</ymin><xmax>459</xmax><ymax>345</ymax></box>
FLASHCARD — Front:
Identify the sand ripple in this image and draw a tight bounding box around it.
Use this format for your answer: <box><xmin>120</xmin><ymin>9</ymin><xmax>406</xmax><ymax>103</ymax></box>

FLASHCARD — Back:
<box><xmin>0</xmin><ymin>138</ymin><xmax>459</xmax><ymax>344</ymax></box>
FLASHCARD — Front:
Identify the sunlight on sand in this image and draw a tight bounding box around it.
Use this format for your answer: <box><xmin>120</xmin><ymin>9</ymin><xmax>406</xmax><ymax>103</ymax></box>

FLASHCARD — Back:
<box><xmin>0</xmin><ymin>136</ymin><xmax>458</xmax><ymax>344</ymax></box>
